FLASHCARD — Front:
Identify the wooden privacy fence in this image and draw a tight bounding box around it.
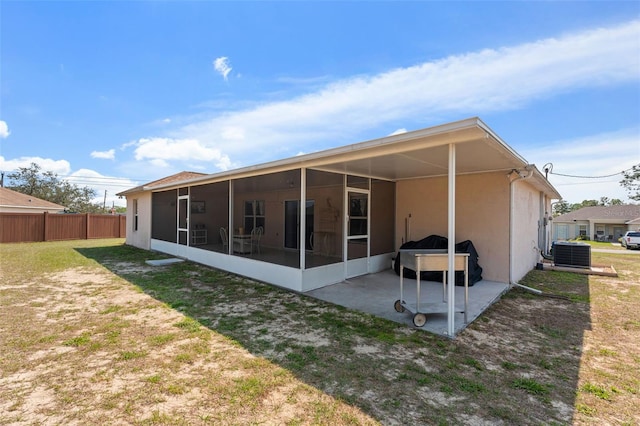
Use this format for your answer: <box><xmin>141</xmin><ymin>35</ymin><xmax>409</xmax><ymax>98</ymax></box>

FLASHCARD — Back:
<box><xmin>0</xmin><ymin>213</ymin><xmax>126</xmax><ymax>243</ymax></box>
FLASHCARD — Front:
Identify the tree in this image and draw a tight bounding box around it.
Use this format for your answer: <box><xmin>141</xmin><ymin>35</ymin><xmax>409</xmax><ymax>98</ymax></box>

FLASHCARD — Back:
<box><xmin>571</xmin><ymin>199</ymin><xmax>598</xmax><ymax>211</ymax></box>
<box><xmin>7</xmin><ymin>163</ymin><xmax>103</xmax><ymax>213</ymax></box>
<box><xmin>599</xmin><ymin>197</ymin><xmax>623</xmax><ymax>206</ymax></box>
<box><xmin>553</xmin><ymin>197</ymin><xmax>624</xmax><ymax>216</ymax></box>
<box><xmin>620</xmin><ymin>164</ymin><xmax>640</xmax><ymax>201</ymax></box>
<box><xmin>553</xmin><ymin>200</ymin><xmax>572</xmax><ymax>216</ymax></box>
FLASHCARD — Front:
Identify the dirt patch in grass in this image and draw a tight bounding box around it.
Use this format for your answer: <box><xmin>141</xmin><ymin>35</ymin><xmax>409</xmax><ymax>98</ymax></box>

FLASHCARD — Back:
<box><xmin>1</xmin><ymin>244</ymin><xmax>374</xmax><ymax>425</ymax></box>
<box><xmin>1</xmin><ymin>240</ymin><xmax>639</xmax><ymax>425</ymax></box>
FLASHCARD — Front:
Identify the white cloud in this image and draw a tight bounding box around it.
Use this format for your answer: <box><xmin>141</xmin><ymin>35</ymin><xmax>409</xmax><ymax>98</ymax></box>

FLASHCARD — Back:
<box><xmin>173</xmin><ymin>20</ymin><xmax>639</xmax><ymax>167</ymax></box>
<box><xmin>213</xmin><ymin>57</ymin><xmax>232</xmax><ymax>81</ymax></box>
<box><xmin>522</xmin><ymin>128</ymin><xmax>640</xmax><ymax>204</ymax></box>
<box><xmin>0</xmin><ymin>156</ymin><xmax>71</xmax><ymax>175</ymax></box>
<box><xmin>121</xmin><ymin>19</ymin><xmax>637</xmax><ymax>180</ymax></box>
<box><xmin>0</xmin><ymin>120</ymin><xmax>10</xmax><ymax>138</ymax></box>
<box><xmin>150</xmin><ymin>158</ymin><xmax>170</xmax><ymax>168</ymax></box>
<box><xmin>389</xmin><ymin>128</ymin><xmax>407</xmax><ymax>136</ymax></box>
<box><xmin>120</xmin><ymin>140</ymin><xmax>138</xmax><ymax>150</ymax></box>
<box><xmin>0</xmin><ymin>154</ymin><xmax>136</xmax><ymax>207</ymax></box>
<box><xmin>133</xmin><ymin>137</ymin><xmax>232</xmax><ymax>171</ymax></box>
<box><xmin>220</xmin><ymin>126</ymin><xmax>245</xmax><ymax>141</ymax></box>
<box><xmin>65</xmin><ymin>169</ymin><xmax>138</xmax><ymax>207</ymax></box>
<box><xmin>91</xmin><ymin>149</ymin><xmax>115</xmax><ymax>160</ymax></box>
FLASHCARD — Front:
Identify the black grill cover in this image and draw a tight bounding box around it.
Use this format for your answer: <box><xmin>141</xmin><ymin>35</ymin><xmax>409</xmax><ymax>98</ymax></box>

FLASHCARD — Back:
<box><xmin>393</xmin><ymin>234</ymin><xmax>483</xmax><ymax>286</ymax></box>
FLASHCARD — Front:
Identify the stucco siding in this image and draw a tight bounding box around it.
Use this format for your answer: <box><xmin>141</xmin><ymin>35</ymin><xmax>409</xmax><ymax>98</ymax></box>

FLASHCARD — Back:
<box><xmin>396</xmin><ymin>171</ymin><xmax>511</xmax><ymax>283</ymax></box>
<box><xmin>511</xmin><ymin>179</ymin><xmax>545</xmax><ymax>283</ymax></box>
<box><xmin>125</xmin><ymin>192</ymin><xmax>151</xmax><ymax>250</ymax></box>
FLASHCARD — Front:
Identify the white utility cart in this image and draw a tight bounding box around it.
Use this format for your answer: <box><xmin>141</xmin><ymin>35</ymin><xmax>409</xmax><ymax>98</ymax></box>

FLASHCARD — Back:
<box><xmin>394</xmin><ymin>249</ymin><xmax>470</xmax><ymax>327</ymax></box>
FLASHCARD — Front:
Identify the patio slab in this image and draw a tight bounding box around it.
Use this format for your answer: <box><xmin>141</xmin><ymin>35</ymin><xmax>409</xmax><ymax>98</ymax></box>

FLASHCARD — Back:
<box><xmin>306</xmin><ymin>269</ymin><xmax>509</xmax><ymax>338</ymax></box>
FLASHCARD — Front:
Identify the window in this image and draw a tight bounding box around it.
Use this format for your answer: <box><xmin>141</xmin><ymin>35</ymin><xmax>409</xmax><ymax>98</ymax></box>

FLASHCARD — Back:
<box><xmin>578</xmin><ymin>225</ymin><xmax>587</xmax><ymax>237</ymax></box>
<box><xmin>133</xmin><ymin>199</ymin><xmax>139</xmax><ymax>231</ymax></box>
<box><xmin>244</xmin><ymin>200</ymin><xmax>265</xmax><ymax>233</ymax></box>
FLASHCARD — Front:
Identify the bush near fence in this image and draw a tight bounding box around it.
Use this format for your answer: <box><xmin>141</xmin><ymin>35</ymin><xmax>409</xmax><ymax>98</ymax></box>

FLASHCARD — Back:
<box><xmin>0</xmin><ymin>212</ymin><xmax>126</xmax><ymax>243</ymax></box>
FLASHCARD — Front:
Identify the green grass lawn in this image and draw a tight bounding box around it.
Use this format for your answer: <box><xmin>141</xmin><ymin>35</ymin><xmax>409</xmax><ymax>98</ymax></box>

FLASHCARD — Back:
<box><xmin>1</xmin><ymin>239</ymin><xmax>638</xmax><ymax>425</ymax></box>
<box><xmin>566</xmin><ymin>239</ymin><xmax>625</xmax><ymax>250</ymax></box>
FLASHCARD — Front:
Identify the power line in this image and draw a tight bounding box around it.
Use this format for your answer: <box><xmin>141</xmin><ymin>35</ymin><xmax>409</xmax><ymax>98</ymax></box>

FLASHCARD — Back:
<box><xmin>554</xmin><ymin>180</ymin><xmax>621</xmax><ymax>186</ymax></box>
<box><xmin>64</xmin><ymin>176</ymin><xmax>134</xmax><ymax>183</ymax></box>
<box><xmin>2</xmin><ymin>169</ymin><xmax>139</xmax><ymax>188</ymax></box>
<box><xmin>63</xmin><ymin>180</ymin><xmax>136</xmax><ymax>188</ymax></box>
<box><xmin>3</xmin><ymin>168</ymin><xmax>138</xmax><ymax>181</ymax></box>
<box><xmin>543</xmin><ymin>163</ymin><xmax>637</xmax><ymax>180</ymax></box>
<box><xmin>60</xmin><ymin>178</ymin><xmax>135</xmax><ymax>189</ymax></box>
<box><xmin>550</xmin><ymin>170</ymin><xmax>627</xmax><ymax>179</ymax></box>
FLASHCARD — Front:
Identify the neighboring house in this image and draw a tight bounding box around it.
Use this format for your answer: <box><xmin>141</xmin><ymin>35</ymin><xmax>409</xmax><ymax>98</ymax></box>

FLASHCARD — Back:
<box><xmin>0</xmin><ymin>187</ymin><xmax>66</xmax><ymax>213</ymax></box>
<box><xmin>553</xmin><ymin>205</ymin><xmax>640</xmax><ymax>242</ymax></box>
<box><xmin>118</xmin><ymin>117</ymin><xmax>561</xmax><ymax>300</ymax></box>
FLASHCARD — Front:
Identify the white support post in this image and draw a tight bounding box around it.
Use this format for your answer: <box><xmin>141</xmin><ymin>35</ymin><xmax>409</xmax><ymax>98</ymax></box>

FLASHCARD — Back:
<box><xmin>447</xmin><ymin>144</ymin><xmax>456</xmax><ymax>336</ymax></box>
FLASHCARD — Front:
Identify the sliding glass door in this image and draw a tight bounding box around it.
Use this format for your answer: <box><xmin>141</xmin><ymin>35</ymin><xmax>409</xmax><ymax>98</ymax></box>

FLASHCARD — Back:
<box><xmin>284</xmin><ymin>200</ymin><xmax>314</xmax><ymax>251</ymax></box>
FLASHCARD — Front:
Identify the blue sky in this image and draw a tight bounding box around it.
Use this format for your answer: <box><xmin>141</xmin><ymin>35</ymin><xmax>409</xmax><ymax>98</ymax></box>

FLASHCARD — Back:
<box><xmin>1</xmin><ymin>1</ymin><xmax>639</xmax><ymax>208</ymax></box>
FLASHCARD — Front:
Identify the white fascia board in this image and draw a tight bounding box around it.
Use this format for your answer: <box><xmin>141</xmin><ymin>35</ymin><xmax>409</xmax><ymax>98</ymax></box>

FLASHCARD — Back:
<box><xmin>476</xmin><ymin>118</ymin><xmax>529</xmax><ymax>166</ymax></box>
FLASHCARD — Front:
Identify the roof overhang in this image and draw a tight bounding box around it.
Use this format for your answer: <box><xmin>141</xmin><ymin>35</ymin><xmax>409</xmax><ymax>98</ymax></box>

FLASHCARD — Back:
<box><xmin>122</xmin><ymin>117</ymin><xmax>561</xmax><ymax>199</ymax></box>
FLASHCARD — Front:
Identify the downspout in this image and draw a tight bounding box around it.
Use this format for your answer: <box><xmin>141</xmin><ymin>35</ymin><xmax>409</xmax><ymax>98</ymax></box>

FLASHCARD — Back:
<box><xmin>508</xmin><ymin>166</ymin><xmax>535</xmax><ymax>291</ymax></box>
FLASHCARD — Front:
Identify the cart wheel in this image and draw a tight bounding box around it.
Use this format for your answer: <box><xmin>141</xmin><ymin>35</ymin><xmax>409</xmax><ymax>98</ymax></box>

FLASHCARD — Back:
<box><xmin>394</xmin><ymin>299</ymin><xmax>406</xmax><ymax>313</ymax></box>
<box><xmin>413</xmin><ymin>313</ymin><xmax>427</xmax><ymax>327</ymax></box>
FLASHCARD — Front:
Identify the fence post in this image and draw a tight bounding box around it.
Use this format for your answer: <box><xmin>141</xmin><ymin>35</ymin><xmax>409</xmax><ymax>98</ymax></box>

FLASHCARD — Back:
<box><xmin>43</xmin><ymin>211</ymin><xmax>49</xmax><ymax>241</ymax></box>
<box><xmin>86</xmin><ymin>213</ymin><xmax>90</xmax><ymax>240</ymax></box>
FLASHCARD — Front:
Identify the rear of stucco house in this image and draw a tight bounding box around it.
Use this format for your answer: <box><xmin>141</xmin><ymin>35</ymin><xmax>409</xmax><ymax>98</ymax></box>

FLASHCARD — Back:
<box><xmin>118</xmin><ymin>118</ymin><xmax>561</xmax><ymax>295</ymax></box>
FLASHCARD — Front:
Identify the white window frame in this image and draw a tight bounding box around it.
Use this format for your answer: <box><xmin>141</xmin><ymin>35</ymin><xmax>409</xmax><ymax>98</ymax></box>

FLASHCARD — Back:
<box><xmin>244</xmin><ymin>200</ymin><xmax>265</xmax><ymax>233</ymax></box>
<box><xmin>578</xmin><ymin>224</ymin><xmax>587</xmax><ymax>237</ymax></box>
<box><xmin>133</xmin><ymin>199</ymin><xmax>139</xmax><ymax>231</ymax></box>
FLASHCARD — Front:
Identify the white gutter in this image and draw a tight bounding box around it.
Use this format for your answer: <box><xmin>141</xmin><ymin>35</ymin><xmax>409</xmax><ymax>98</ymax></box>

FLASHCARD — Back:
<box><xmin>0</xmin><ymin>205</ymin><xmax>66</xmax><ymax>212</ymax></box>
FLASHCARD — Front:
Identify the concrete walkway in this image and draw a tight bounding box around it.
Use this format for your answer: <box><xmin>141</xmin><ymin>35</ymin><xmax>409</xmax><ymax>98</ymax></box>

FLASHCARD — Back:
<box><xmin>306</xmin><ymin>269</ymin><xmax>509</xmax><ymax>338</ymax></box>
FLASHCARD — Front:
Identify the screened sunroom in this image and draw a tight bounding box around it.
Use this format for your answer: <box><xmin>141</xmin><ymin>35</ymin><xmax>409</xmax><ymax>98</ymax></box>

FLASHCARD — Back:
<box><xmin>147</xmin><ymin>168</ymin><xmax>396</xmax><ymax>292</ymax></box>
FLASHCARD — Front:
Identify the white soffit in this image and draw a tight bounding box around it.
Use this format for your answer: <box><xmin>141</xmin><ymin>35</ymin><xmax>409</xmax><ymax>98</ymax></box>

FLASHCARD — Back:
<box><xmin>313</xmin><ymin>130</ymin><xmax>525</xmax><ymax>181</ymax></box>
<box><xmin>145</xmin><ymin>117</ymin><xmax>531</xmax><ymax>189</ymax></box>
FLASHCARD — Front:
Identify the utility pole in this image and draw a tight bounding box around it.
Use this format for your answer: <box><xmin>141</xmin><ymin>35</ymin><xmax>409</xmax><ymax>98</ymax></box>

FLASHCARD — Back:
<box><xmin>103</xmin><ymin>190</ymin><xmax>107</xmax><ymax>212</ymax></box>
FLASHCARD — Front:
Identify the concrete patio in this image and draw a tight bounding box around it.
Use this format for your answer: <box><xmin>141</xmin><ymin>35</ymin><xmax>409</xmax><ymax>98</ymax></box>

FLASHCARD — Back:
<box><xmin>306</xmin><ymin>269</ymin><xmax>510</xmax><ymax>338</ymax></box>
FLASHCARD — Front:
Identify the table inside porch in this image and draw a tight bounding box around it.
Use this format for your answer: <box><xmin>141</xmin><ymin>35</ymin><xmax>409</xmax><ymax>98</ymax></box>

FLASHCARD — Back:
<box><xmin>233</xmin><ymin>234</ymin><xmax>252</xmax><ymax>254</ymax></box>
